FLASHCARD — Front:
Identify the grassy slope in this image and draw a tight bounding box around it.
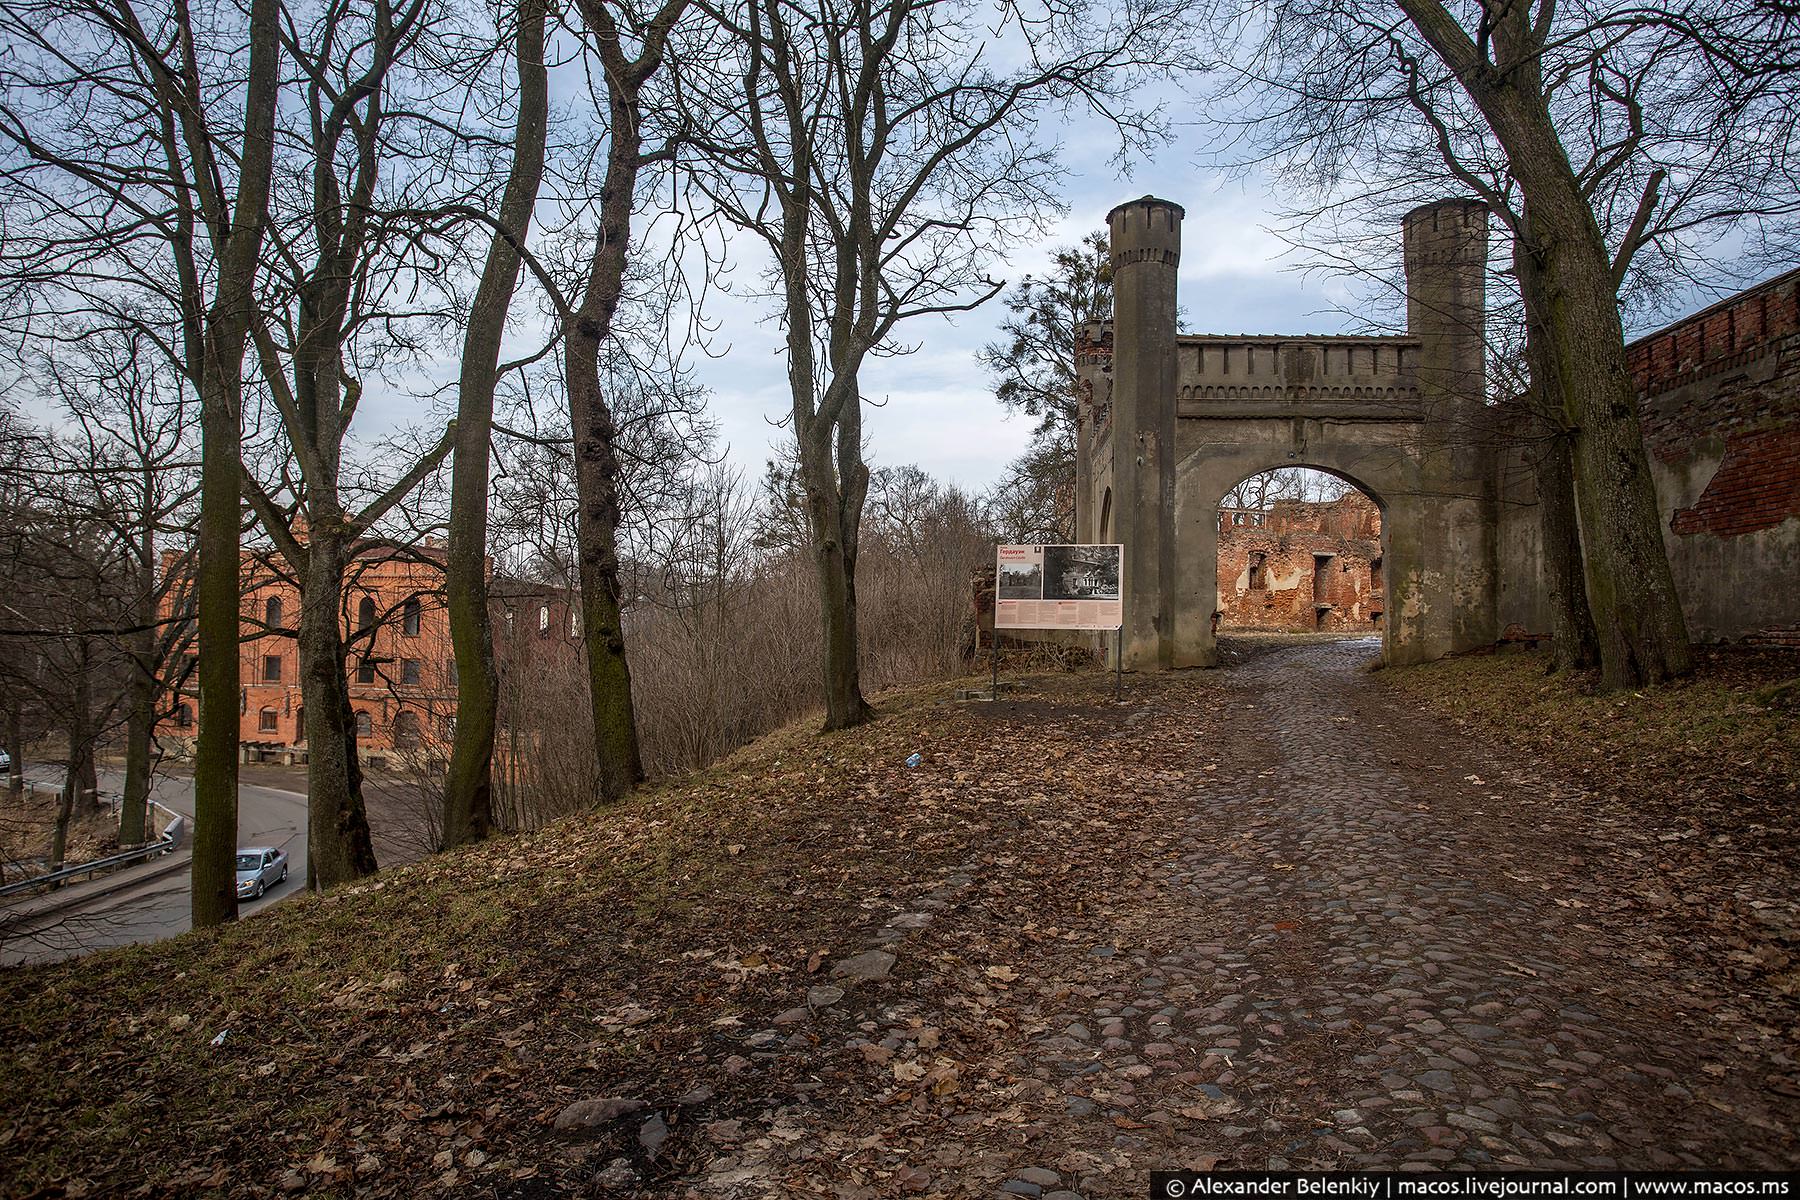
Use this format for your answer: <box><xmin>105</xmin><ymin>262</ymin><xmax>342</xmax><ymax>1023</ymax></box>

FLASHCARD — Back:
<box><xmin>1384</xmin><ymin>645</ymin><xmax>1800</xmax><ymax>1043</ymax></box>
<box><xmin>6</xmin><ymin>647</ymin><xmax>1795</xmax><ymax>1195</ymax></box>
<box><xmin>0</xmin><ymin>670</ymin><xmax>1213</xmax><ymax>1197</ymax></box>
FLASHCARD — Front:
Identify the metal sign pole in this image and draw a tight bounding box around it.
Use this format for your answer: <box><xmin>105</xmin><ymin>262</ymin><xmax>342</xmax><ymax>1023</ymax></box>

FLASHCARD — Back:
<box><xmin>1114</xmin><ymin>625</ymin><xmax>1122</xmax><ymax>701</ymax></box>
<box><xmin>991</xmin><ymin>627</ymin><xmax>1000</xmax><ymax>700</ymax></box>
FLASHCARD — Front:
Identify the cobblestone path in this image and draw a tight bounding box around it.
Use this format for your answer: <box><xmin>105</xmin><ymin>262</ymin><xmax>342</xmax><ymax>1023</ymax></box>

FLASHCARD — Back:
<box><xmin>696</xmin><ymin>642</ymin><xmax>1796</xmax><ymax>1195</ymax></box>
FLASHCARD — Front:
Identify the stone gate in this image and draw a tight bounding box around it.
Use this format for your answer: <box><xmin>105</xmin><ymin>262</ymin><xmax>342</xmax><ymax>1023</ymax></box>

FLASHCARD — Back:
<box><xmin>1077</xmin><ymin>197</ymin><xmax>1500</xmax><ymax>669</ymax></box>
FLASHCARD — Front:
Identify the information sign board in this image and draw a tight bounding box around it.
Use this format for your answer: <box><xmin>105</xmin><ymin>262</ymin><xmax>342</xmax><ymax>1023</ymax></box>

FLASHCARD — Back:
<box><xmin>994</xmin><ymin>544</ymin><xmax>1124</xmax><ymax>631</ymax></box>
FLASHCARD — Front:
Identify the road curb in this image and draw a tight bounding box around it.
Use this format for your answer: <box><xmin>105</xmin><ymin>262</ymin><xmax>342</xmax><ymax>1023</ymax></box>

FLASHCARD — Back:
<box><xmin>0</xmin><ymin>852</ymin><xmax>192</xmax><ymax>936</ymax></box>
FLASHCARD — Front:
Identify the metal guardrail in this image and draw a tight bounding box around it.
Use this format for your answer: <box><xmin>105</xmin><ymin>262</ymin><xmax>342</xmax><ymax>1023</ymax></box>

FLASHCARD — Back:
<box><xmin>0</xmin><ymin>802</ymin><xmax>187</xmax><ymax>900</ymax></box>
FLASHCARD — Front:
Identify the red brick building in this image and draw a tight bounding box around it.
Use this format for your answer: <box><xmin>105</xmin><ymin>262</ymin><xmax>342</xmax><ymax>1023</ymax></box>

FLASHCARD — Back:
<box><xmin>160</xmin><ymin>541</ymin><xmax>581</xmax><ymax>766</ymax></box>
<box><xmin>1216</xmin><ymin>493</ymin><xmax>1384</xmax><ymax>633</ymax></box>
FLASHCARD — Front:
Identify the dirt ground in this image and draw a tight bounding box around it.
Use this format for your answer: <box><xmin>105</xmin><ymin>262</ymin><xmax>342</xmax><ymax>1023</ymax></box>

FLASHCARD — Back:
<box><xmin>1</xmin><ymin>642</ymin><xmax>1795</xmax><ymax>1197</ymax></box>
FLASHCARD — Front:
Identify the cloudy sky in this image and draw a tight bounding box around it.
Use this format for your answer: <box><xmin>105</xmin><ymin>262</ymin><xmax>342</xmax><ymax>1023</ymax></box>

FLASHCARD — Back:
<box><xmin>679</xmin><ymin>145</ymin><xmax>1369</xmax><ymax>495</ymax></box>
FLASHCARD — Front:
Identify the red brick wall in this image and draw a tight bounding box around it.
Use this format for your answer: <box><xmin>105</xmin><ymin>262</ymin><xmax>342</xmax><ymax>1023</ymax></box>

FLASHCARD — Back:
<box><xmin>1217</xmin><ymin>494</ymin><xmax>1384</xmax><ymax>632</ymax></box>
<box><xmin>1629</xmin><ymin>269</ymin><xmax>1800</xmax><ymax>547</ymax></box>
<box><xmin>1628</xmin><ymin>270</ymin><xmax>1800</xmax><ymax>399</ymax></box>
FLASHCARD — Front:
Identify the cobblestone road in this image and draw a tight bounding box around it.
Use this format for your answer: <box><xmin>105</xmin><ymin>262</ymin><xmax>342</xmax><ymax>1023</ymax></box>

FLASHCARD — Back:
<box><xmin>695</xmin><ymin>642</ymin><xmax>1796</xmax><ymax>1195</ymax></box>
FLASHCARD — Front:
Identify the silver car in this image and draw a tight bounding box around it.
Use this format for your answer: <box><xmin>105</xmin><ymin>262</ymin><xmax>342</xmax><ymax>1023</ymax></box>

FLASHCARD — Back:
<box><xmin>235</xmin><ymin>847</ymin><xmax>289</xmax><ymax>900</ymax></box>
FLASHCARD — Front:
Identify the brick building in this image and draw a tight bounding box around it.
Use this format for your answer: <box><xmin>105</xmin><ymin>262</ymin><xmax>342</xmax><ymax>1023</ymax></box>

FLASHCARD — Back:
<box><xmin>1216</xmin><ymin>493</ymin><xmax>1384</xmax><ymax>633</ymax></box>
<box><xmin>160</xmin><ymin>541</ymin><xmax>581</xmax><ymax>766</ymax></box>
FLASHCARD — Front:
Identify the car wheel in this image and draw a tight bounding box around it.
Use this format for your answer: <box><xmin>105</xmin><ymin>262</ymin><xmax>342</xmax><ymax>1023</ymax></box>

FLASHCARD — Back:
<box><xmin>254</xmin><ymin>879</ymin><xmax>265</xmax><ymax>899</ymax></box>
<box><xmin>280</xmin><ymin>865</ymin><xmax>288</xmax><ymax>883</ymax></box>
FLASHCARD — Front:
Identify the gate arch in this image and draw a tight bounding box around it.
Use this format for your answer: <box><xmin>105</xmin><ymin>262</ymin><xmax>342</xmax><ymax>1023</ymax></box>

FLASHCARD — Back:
<box><xmin>1076</xmin><ymin>196</ymin><xmax>1499</xmax><ymax>669</ymax></box>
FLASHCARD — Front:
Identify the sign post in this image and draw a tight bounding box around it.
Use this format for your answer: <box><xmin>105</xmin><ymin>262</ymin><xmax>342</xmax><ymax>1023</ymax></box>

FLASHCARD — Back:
<box><xmin>993</xmin><ymin>543</ymin><xmax>1125</xmax><ymax>698</ymax></box>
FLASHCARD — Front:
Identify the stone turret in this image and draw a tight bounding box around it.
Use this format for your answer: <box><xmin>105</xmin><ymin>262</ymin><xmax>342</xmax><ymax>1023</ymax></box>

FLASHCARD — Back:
<box><xmin>1403</xmin><ymin>199</ymin><xmax>1488</xmax><ymax>412</ymax></box>
<box><xmin>1107</xmin><ymin>196</ymin><xmax>1183</xmax><ymax>669</ymax></box>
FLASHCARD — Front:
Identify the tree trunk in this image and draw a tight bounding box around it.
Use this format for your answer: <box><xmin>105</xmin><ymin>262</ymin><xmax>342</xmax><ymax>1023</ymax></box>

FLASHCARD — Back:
<box><xmin>7</xmin><ymin>705</ymin><xmax>21</xmax><ymax>797</ymax></box>
<box><xmin>51</xmin><ymin>770</ymin><xmax>75</xmax><ymax>874</ymax></box>
<box><xmin>191</xmin><ymin>0</ymin><xmax>279</xmax><ymax>929</ymax></box>
<box><xmin>119</xmin><ymin>549</ymin><xmax>157</xmax><ymax>844</ymax></box>
<box><xmin>563</xmin><ymin>72</ymin><xmax>649</xmax><ymax>804</ymax></box>
<box><xmin>1514</xmin><ymin>172</ymin><xmax>1691</xmax><ymax>687</ymax></box>
<box><xmin>192</xmin><ymin>362</ymin><xmax>242</xmax><ymax>925</ymax></box>
<box><xmin>800</xmin><ymin>431</ymin><xmax>873</xmax><ymax>731</ymax></box>
<box><xmin>442</xmin><ymin>0</ymin><xmax>548</xmax><ymax>849</ymax></box>
<box><xmin>52</xmin><ymin>642</ymin><xmax>95</xmax><ymax>869</ymax></box>
<box><xmin>569</xmin><ymin>370</ymin><xmax>643</xmax><ymax>803</ymax></box>
<box><xmin>1401</xmin><ymin>0</ymin><xmax>1692</xmax><ymax>690</ymax></box>
<box><xmin>1514</xmin><ymin>228</ymin><xmax>1600</xmax><ymax>673</ymax></box>
<box><xmin>299</xmin><ymin>524</ymin><xmax>378</xmax><ymax>888</ymax></box>
<box><xmin>1531</xmin><ymin>430</ymin><xmax>1602</xmax><ymax>672</ymax></box>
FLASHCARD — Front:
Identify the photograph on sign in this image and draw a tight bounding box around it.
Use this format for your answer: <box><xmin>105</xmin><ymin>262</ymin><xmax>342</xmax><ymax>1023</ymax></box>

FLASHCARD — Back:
<box><xmin>1043</xmin><ymin>544</ymin><xmax>1120</xmax><ymax>600</ymax></box>
<box><xmin>996</xmin><ymin>545</ymin><xmax>1044</xmax><ymax>599</ymax></box>
<box><xmin>994</xmin><ymin>544</ymin><xmax>1123</xmax><ymax>631</ymax></box>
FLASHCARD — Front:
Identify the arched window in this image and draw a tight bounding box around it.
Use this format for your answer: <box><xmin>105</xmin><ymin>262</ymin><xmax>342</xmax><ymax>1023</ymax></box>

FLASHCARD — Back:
<box><xmin>258</xmin><ymin>707</ymin><xmax>278</xmax><ymax>733</ymax></box>
<box><xmin>357</xmin><ymin>596</ymin><xmax>377</xmax><ymax>630</ymax></box>
<box><xmin>537</xmin><ymin>605</ymin><xmax>550</xmax><ymax>635</ymax></box>
<box><xmin>265</xmin><ymin>596</ymin><xmax>283</xmax><ymax>628</ymax></box>
<box><xmin>402</xmin><ymin>596</ymin><xmax>421</xmax><ymax>637</ymax></box>
<box><xmin>569</xmin><ymin>607</ymin><xmax>580</xmax><ymax>638</ymax></box>
<box><xmin>392</xmin><ymin>710</ymin><xmax>421</xmax><ymax>750</ymax></box>
<box><xmin>1098</xmin><ymin>488</ymin><xmax>1112</xmax><ymax>542</ymax></box>
<box><xmin>354</xmin><ymin>711</ymin><xmax>372</xmax><ymax>737</ymax></box>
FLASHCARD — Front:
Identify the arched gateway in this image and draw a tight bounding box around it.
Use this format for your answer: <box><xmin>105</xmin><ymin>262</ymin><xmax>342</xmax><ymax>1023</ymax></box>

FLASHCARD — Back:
<box><xmin>1076</xmin><ymin>196</ymin><xmax>1500</xmax><ymax>669</ymax></box>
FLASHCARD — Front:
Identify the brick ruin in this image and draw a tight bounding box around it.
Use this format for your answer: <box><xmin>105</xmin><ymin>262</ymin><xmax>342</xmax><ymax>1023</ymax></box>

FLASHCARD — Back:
<box><xmin>1216</xmin><ymin>493</ymin><xmax>1385</xmax><ymax>633</ymax></box>
<box><xmin>1497</xmin><ymin>265</ymin><xmax>1800</xmax><ymax>648</ymax></box>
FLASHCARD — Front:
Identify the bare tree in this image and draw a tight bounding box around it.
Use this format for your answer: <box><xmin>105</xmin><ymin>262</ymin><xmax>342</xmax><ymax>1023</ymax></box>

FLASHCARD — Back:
<box><xmin>441</xmin><ymin>0</ymin><xmax>551</xmax><ymax>849</ymax></box>
<box><xmin>36</xmin><ymin>331</ymin><xmax>201</xmax><ymax>844</ymax></box>
<box><xmin>1205</xmin><ymin>0</ymin><xmax>1800</xmax><ymax>687</ymax></box>
<box><xmin>0</xmin><ymin>0</ymin><xmax>282</xmax><ymax>924</ymax></box>
<box><xmin>235</xmin><ymin>0</ymin><xmax>507</xmax><ymax>888</ymax></box>
<box><xmin>554</xmin><ymin>0</ymin><xmax>694</xmax><ymax>801</ymax></box>
<box><xmin>682</xmin><ymin>0</ymin><xmax>1185</xmax><ymax>729</ymax></box>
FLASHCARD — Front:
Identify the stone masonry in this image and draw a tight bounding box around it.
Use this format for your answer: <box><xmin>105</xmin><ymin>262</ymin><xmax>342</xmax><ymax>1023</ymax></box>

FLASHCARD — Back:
<box><xmin>1081</xmin><ymin>193</ymin><xmax>1799</xmax><ymax>669</ymax></box>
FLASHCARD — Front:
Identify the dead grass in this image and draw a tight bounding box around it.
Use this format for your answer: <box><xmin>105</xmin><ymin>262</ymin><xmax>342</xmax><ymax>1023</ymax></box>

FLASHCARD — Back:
<box><xmin>1384</xmin><ymin>645</ymin><xmax>1800</xmax><ymax>819</ymax></box>
<box><xmin>1</xmin><ymin>666</ymin><xmax>1189</xmax><ymax>1197</ymax></box>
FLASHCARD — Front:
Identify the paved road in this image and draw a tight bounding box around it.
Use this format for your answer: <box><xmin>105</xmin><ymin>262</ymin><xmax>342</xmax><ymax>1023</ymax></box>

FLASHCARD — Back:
<box><xmin>1</xmin><ymin>766</ymin><xmax>309</xmax><ymax>967</ymax></box>
<box><xmin>684</xmin><ymin>639</ymin><xmax>1795</xmax><ymax>1193</ymax></box>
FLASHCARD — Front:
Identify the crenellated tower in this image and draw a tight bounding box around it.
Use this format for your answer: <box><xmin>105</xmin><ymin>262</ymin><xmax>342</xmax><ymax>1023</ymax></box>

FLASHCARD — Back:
<box><xmin>1106</xmin><ymin>196</ymin><xmax>1183</xmax><ymax>669</ymax></box>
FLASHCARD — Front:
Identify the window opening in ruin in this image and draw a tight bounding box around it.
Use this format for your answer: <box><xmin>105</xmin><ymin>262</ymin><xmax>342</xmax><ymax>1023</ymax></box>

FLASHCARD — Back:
<box><xmin>265</xmin><ymin>596</ymin><xmax>282</xmax><ymax>629</ymax></box>
<box><xmin>402</xmin><ymin>596</ymin><xmax>421</xmax><ymax>636</ymax></box>
<box><xmin>357</xmin><ymin>657</ymin><xmax>376</xmax><ymax>684</ymax></box>
<box><xmin>392</xmin><ymin>710</ymin><xmax>421</xmax><ymax>750</ymax></box>
<box><xmin>258</xmin><ymin>707</ymin><xmax>278</xmax><ymax>733</ymax></box>
<box><xmin>1214</xmin><ymin>469</ymin><xmax>1383</xmax><ymax>642</ymax></box>
<box><xmin>295</xmin><ymin>707</ymin><xmax>305</xmax><ymax>741</ymax></box>
<box><xmin>175</xmin><ymin>703</ymin><xmax>193</xmax><ymax>728</ymax></box>
<box><xmin>357</xmin><ymin>596</ymin><xmax>377</xmax><ymax>630</ymax></box>
<box><xmin>354</xmin><ymin>711</ymin><xmax>372</xmax><ymax>737</ymax></box>
<box><xmin>401</xmin><ymin>658</ymin><xmax>422</xmax><ymax>686</ymax></box>
<box><xmin>262</xmin><ymin>654</ymin><xmax>282</xmax><ymax>683</ymax></box>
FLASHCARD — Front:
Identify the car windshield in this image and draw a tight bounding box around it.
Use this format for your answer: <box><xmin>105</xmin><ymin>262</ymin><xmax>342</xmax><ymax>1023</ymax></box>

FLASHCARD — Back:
<box><xmin>235</xmin><ymin>854</ymin><xmax>260</xmax><ymax>871</ymax></box>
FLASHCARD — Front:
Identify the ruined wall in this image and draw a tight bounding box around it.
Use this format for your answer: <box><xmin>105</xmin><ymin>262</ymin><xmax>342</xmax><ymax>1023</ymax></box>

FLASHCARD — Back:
<box><xmin>1216</xmin><ymin>495</ymin><xmax>1385</xmax><ymax>632</ymax></box>
<box><xmin>1495</xmin><ymin>268</ymin><xmax>1800</xmax><ymax>643</ymax></box>
<box><xmin>1635</xmin><ymin>270</ymin><xmax>1800</xmax><ymax>644</ymax></box>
